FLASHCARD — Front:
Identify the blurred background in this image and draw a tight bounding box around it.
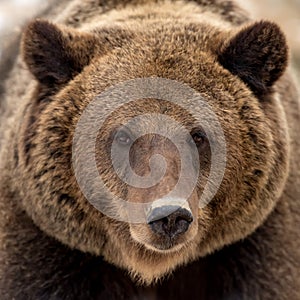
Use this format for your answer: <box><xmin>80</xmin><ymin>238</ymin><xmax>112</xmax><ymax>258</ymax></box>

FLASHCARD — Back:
<box><xmin>0</xmin><ymin>0</ymin><xmax>299</xmax><ymax>75</ymax></box>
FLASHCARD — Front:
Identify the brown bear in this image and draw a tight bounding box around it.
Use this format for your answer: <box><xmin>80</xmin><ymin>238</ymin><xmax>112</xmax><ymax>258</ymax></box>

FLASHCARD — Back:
<box><xmin>0</xmin><ymin>0</ymin><xmax>299</xmax><ymax>299</ymax></box>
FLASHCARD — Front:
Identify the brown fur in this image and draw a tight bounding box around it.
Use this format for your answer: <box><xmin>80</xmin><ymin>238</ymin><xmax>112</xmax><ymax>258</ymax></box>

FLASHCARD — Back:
<box><xmin>0</xmin><ymin>0</ymin><xmax>299</xmax><ymax>299</ymax></box>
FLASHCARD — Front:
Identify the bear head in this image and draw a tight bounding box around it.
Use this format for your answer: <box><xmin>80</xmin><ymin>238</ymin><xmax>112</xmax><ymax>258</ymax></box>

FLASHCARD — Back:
<box><xmin>19</xmin><ymin>16</ymin><xmax>289</xmax><ymax>284</ymax></box>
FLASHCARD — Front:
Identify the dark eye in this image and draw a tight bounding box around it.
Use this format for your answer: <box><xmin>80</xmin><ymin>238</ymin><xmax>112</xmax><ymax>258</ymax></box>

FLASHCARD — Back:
<box><xmin>115</xmin><ymin>130</ymin><xmax>132</xmax><ymax>146</ymax></box>
<box><xmin>190</xmin><ymin>130</ymin><xmax>207</xmax><ymax>147</ymax></box>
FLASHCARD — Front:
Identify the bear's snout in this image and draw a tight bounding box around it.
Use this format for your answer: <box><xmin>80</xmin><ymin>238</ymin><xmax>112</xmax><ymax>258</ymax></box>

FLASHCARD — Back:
<box><xmin>147</xmin><ymin>206</ymin><xmax>193</xmax><ymax>238</ymax></box>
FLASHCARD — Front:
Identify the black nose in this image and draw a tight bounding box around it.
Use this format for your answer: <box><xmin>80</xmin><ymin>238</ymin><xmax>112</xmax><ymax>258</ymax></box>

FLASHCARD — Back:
<box><xmin>147</xmin><ymin>206</ymin><xmax>193</xmax><ymax>238</ymax></box>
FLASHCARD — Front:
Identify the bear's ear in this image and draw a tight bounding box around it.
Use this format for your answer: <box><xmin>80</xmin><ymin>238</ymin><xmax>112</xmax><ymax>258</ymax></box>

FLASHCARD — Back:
<box><xmin>22</xmin><ymin>19</ymin><xmax>97</xmax><ymax>87</ymax></box>
<box><xmin>218</xmin><ymin>21</ymin><xmax>288</xmax><ymax>96</ymax></box>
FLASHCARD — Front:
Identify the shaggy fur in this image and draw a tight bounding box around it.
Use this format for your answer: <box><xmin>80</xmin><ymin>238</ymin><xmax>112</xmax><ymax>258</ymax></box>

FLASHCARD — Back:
<box><xmin>0</xmin><ymin>0</ymin><xmax>299</xmax><ymax>299</ymax></box>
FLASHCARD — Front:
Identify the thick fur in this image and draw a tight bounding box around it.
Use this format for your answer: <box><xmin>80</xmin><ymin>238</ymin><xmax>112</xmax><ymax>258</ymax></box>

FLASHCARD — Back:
<box><xmin>0</xmin><ymin>0</ymin><xmax>299</xmax><ymax>299</ymax></box>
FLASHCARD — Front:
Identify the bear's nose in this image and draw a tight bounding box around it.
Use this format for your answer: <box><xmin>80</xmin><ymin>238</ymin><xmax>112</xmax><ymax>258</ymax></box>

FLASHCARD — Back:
<box><xmin>147</xmin><ymin>206</ymin><xmax>193</xmax><ymax>238</ymax></box>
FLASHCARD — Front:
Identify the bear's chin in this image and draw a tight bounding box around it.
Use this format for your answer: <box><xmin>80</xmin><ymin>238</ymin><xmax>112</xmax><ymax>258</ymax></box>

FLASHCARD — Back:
<box><xmin>125</xmin><ymin>242</ymin><xmax>198</xmax><ymax>286</ymax></box>
<box><xmin>104</xmin><ymin>234</ymin><xmax>200</xmax><ymax>286</ymax></box>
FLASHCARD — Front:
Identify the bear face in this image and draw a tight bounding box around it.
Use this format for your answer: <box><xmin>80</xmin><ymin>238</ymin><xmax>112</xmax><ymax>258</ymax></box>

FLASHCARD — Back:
<box><xmin>18</xmin><ymin>7</ymin><xmax>290</xmax><ymax>283</ymax></box>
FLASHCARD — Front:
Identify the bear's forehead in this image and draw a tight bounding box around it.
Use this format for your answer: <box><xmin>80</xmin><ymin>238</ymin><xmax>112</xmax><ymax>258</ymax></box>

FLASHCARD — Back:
<box><xmin>89</xmin><ymin>21</ymin><xmax>228</xmax><ymax>53</ymax></box>
<box><xmin>75</xmin><ymin>47</ymin><xmax>239</xmax><ymax>104</ymax></box>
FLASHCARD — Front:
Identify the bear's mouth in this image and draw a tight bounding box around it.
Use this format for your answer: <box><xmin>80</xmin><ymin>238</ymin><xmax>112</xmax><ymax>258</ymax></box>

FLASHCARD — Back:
<box><xmin>144</xmin><ymin>237</ymin><xmax>186</xmax><ymax>252</ymax></box>
<box><xmin>130</xmin><ymin>222</ymin><xmax>198</xmax><ymax>254</ymax></box>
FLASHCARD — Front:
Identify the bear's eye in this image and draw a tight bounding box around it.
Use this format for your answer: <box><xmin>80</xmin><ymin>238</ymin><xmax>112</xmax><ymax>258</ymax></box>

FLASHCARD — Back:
<box><xmin>115</xmin><ymin>130</ymin><xmax>132</xmax><ymax>146</ymax></box>
<box><xmin>190</xmin><ymin>129</ymin><xmax>207</xmax><ymax>148</ymax></box>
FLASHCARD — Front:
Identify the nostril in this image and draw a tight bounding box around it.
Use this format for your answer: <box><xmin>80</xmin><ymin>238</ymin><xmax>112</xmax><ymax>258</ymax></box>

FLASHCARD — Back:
<box><xmin>174</xmin><ymin>211</ymin><xmax>193</xmax><ymax>224</ymax></box>
<box><xmin>174</xmin><ymin>216</ymin><xmax>192</xmax><ymax>235</ymax></box>
<box><xmin>148</xmin><ymin>207</ymin><xmax>193</xmax><ymax>237</ymax></box>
